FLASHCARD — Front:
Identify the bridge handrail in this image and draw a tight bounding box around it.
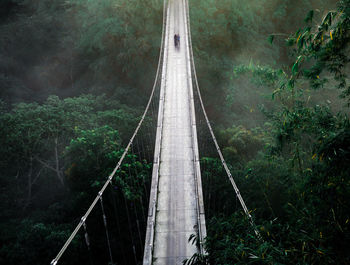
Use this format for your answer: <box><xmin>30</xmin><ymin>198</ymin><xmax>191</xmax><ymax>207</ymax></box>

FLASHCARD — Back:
<box><xmin>142</xmin><ymin>0</ymin><xmax>169</xmax><ymax>264</ymax></box>
<box><xmin>184</xmin><ymin>0</ymin><xmax>261</xmax><ymax>240</ymax></box>
<box><xmin>182</xmin><ymin>0</ymin><xmax>207</xmax><ymax>255</ymax></box>
<box><xmin>50</xmin><ymin>0</ymin><xmax>169</xmax><ymax>264</ymax></box>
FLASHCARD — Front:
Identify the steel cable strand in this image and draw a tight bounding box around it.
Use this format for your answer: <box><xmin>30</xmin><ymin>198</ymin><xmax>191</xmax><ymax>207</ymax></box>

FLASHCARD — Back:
<box><xmin>125</xmin><ymin>151</ymin><xmax>143</xmax><ymax>256</ymax></box>
<box><xmin>99</xmin><ymin>195</ymin><xmax>114</xmax><ymax>265</ymax></box>
<box><xmin>143</xmin><ymin>117</ymin><xmax>155</xmax><ymax>202</ymax></box>
<box><xmin>123</xmin><ymin>190</ymin><xmax>138</xmax><ymax>264</ymax></box>
<box><xmin>130</xmin><ymin>143</ymin><xmax>147</xmax><ymax>224</ymax></box>
<box><xmin>109</xmin><ymin>182</ymin><xmax>128</xmax><ymax>265</ymax></box>
<box><xmin>133</xmin><ymin>202</ymin><xmax>144</xmax><ymax>251</ymax></box>
<box><xmin>143</xmin><ymin>0</ymin><xmax>170</xmax><ymax>264</ymax></box>
<box><xmin>181</xmin><ymin>0</ymin><xmax>207</xmax><ymax>255</ymax></box>
<box><xmin>147</xmin><ymin>102</ymin><xmax>157</xmax><ymax>164</ymax></box>
<box><xmin>82</xmin><ymin>220</ymin><xmax>94</xmax><ymax>265</ymax></box>
<box><xmin>184</xmin><ymin>0</ymin><xmax>262</xmax><ymax>240</ymax></box>
<box><xmin>50</xmin><ymin>0</ymin><xmax>169</xmax><ymax>264</ymax></box>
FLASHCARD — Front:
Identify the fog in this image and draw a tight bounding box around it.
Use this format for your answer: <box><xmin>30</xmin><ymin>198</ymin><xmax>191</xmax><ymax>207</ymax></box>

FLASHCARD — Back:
<box><xmin>1</xmin><ymin>1</ymin><xmax>349</xmax><ymax>264</ymax></box>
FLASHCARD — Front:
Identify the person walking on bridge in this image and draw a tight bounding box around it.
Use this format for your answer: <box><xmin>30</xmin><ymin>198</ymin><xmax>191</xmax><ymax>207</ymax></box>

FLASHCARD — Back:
<box><xmin>174</xmin><ymin>33</ymin><xmax>180</xmax><ymax>49</ymax></box>
<box><xmin>174</xmin><ymin>34</ymin><xmax>178</xmax><ymax>48</ymax></box>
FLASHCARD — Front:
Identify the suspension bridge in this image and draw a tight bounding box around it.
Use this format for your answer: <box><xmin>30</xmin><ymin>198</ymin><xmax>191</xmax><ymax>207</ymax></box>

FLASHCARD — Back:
<box><xmin>50</xmin><ymin>0</ymin><xmax>259</xmax><ymax>264</ymax></box>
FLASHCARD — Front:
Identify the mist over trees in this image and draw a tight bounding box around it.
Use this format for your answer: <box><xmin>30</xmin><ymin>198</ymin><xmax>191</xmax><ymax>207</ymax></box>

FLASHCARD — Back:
<box><xmin>0</xmin><ymin>0</ymin><xmax>162</xmax><ymax>103</ymax></box>
<box><xmin>1</xmin><ymin>0</ymin><xmax>349</xmax><ymax>264</ymax></box>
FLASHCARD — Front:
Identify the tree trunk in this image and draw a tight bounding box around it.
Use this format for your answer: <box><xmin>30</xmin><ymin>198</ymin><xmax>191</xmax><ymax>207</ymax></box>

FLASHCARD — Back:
<box><xmin>54</xmin><ymin>137</ymin><xmax>64</xmax><ymax>185</ymax></box>
<box><xmin>23</xmin><ymin>156</ymin><xmax>33</xmax><ymax>210</ymax></box>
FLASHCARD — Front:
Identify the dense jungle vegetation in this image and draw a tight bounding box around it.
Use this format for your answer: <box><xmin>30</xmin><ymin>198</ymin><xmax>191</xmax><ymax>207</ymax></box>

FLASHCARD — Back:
<box><xmin>1</xmin><ymin>0</ymin><xmax>349</xmax><ymax>264</ymax></box>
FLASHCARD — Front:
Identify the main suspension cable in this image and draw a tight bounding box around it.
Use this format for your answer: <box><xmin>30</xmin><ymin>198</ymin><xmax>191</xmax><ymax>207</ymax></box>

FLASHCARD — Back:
<box><xmin>50</xmin><ymin>0</ymin><xmax>168</xmax><ymax>263</ymax></box>
<box><xmin>184</xmin><ymin>0</ymin><xmax>261</xmax><ymax>240</ymax></box>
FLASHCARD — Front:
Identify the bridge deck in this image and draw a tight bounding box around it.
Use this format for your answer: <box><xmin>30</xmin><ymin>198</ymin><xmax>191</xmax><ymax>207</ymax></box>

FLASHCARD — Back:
<box><xmin>144</xmin><ymin>0</ymin><xmax>205</xmax><ymax>264</ymax></box>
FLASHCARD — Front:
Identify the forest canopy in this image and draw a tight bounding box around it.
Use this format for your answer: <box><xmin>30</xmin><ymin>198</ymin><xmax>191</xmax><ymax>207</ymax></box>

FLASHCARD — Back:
<box><xmin>1</xmin><ymin>0</ymin><xmax>349</xmax><ymax>264</ymax></box>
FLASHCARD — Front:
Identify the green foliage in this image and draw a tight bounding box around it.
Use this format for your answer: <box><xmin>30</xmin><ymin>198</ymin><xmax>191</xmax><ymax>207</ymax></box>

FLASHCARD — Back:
<box><xmin>0</xmin><ymin>94</ymin><xmax>148</xmax><ymax>264</ymax></box>
<box><xmin>0</xmin><ymin>219</ymin><xmax>81</xmax><ymax>265</ymax></box>
<box><xmin>305</xmin><ymin>10</ymin><xmax>315</xmax><ymax>23</ymax></box>
<box><xmin>282</xmin><ymin>0</ymin><xmax>350</xmax><ymax>102</ymax></box>
<box><xmin>64</xmin><ymin>125</ymin><xmax>121</xmax><ymax>189</ymax></box>
<box><xmin>65</xmin><ymin>124</ymin><xmax>151</xmax><ymax>199</ymax></box>
<box><xmin>221</xmin><ymin>63</ymin><xmax>284</xmax><ymax>128</ymax></box>
<box><xmin>0</xmin><ymin>0</ymin><xmax>163</xmax><ymax>104</ymax></box>
<box><xmin>190</xmin><ymin>1</ymin><xmax>350</xmax><ymax>264</ymax></box>
<box><xmin>0</xmin><ymin>0</ymin><xmax>71</xmax><ymax>102</ymax></box>
<box><xmin>1</xmin><ymin>0</ymin><xmax>348</xmax><ymax>264</ymax></box>
<box><xmin>190</xmin><ymin>0</ymin><xmax>337</xmax><ymax>106</ymax></box>
<box><xmin>197</xmin><ymin>132</ymin><xmax>350</xmax><ymax>264</ymax></box>
<box><xmin>114</xmin><ymin>154</ymin><xmax>152</xmax><ymax>200</ymax></box>
<box><xmin>0</xmin><ymin>93</ymin><xmax>139</xmax><ymax>202</ymax></box>
<box><xmin>205</xmin><ymin>214</ymin><xmax>280</xmax><ymax>265</ymax></box>
<box><xmin>218</xmin><ymin>125</ymin><xmax>268</xmax><ymax>165</ymax></box>
<box><xmin>0</xmin><ymin>0</ymin><xmax>19</xmax><ymax>21</ymax></box>
<box><xmin>233</xmin><ymin>64</ymin><xmax>285</xmax><ymax>88</ymax></box>
<box><xmin>66</xmin><ymin>0</ymin><xmax>162</xmax><ymax>91</ymax></box>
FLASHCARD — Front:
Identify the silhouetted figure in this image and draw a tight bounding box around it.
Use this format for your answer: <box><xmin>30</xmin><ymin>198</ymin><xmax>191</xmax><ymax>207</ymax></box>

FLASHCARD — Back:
<box><xmin>174</xmin><ymin>34</ymin><xmax>180</xmax><ymax>49</ymax></box>
<box><xmin>174</xmin><ymin>34</ymin><xmax>178</xmax><ymax>48</ymax></box>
